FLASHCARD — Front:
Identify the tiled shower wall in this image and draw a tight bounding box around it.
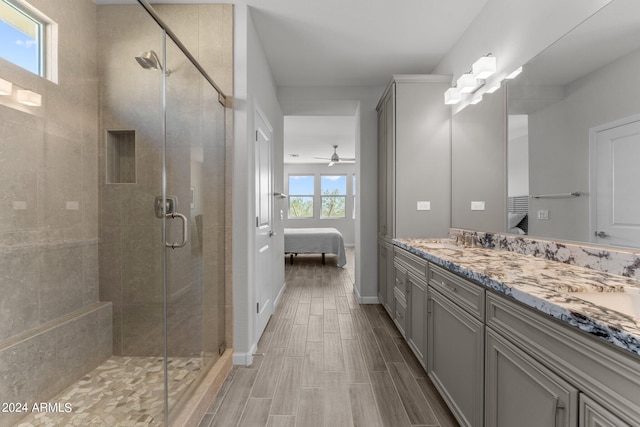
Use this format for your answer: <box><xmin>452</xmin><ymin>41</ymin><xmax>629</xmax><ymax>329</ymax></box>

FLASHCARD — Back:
<box><xmin>0</xmin><ymin>1</ymin><xmax>111</xmax><ymax>426</ymax></box>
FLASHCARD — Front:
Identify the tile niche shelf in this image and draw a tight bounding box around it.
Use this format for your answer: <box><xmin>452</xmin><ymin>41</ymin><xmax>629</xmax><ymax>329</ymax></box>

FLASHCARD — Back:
<box><xmin>106</xmin><ymin>130</ymin><xmax>136</xmax><ymax>184</ymax></box>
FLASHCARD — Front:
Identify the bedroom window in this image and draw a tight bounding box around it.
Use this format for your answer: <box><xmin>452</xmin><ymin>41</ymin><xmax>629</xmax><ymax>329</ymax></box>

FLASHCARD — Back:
<box><xmin>321</xmin><ymin>175</ymin><xmax>346</xmax><ymax>218</ymax></box>
<box><xmin>0</xmin><ymin>0</ymin><xmax>48</xmax><ymax>77</ymax></box>
<box><xmin>289</xmin><ymin>175</ymin><xmax>314</xmax><ymax>218</ymax></box>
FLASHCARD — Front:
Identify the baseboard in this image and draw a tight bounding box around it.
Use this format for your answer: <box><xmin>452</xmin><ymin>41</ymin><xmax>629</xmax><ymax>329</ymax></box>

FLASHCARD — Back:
<box><xmin>353</xmin><ymin>283</ymin><xmax>379</xmax><ymax>304</ymax></box>
<box><xmin>274</xmin><ymin>281</ymin><xmax>286</xmax><ymax>309</ymax></box>
<box><xmin>233</xmin><ymin>342</ymin><xmax>257</xmax><ymax>366</ymax></box>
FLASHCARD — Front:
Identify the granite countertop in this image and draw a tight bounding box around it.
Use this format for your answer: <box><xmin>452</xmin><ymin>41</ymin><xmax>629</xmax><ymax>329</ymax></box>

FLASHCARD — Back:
<box><xmin>394</xmin><ymin>238</ymin><xmax>640</xmax><ymax>356</ymax></box>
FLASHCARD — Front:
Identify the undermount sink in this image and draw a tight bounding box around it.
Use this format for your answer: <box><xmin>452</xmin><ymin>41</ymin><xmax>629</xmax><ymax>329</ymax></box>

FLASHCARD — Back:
<box><xmin>575</xmin><ymin>287</ymin><xmax>640</xmax><ymax>319</ymax></box>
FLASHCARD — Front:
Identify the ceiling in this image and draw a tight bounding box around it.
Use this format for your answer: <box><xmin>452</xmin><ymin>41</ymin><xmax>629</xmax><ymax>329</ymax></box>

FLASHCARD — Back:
<box><xmin>247</xmin><ymin>0</ymin><xmax>489</xmax><ymax>87</ymax></box>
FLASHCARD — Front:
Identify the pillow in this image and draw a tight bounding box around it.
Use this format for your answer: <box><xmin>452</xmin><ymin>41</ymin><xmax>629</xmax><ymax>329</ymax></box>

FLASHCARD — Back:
<box><xmin>508</xmin><ymin>212</ymin><xmax>527</xmax><ymax>229</ymax></box>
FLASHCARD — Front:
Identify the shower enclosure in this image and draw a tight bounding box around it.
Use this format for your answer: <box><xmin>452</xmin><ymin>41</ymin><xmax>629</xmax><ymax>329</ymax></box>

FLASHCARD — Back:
<box><xmin>0</xmin><ymin>1</ymin><xmax>231</xmax><ymax>425</ymax></box>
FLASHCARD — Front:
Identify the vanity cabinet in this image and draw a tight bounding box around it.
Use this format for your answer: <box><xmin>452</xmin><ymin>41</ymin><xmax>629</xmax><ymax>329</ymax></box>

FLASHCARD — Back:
<box><xmin>485</xmin><ymin>328</ymin><xmax>578</xmax><ymax>427</ymax></box>
<box><xmin>486</xmin><ymin>292</ymin><xmax>640</xmax><ymax>427</ymax></box>
<box><xmin>427</xmin><ymin>265</ymin><xmax>485</xmax><ymax>427</ymax></box>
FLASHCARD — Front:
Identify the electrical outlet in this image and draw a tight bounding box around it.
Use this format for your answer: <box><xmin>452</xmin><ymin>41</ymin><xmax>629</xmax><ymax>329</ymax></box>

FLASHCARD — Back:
<box><xmin>417</xmin><ymin>201</ymin><xmax>431</xmax><ymax>211</ymax></box>
<box><xmin>471</xmin><ymin>201</ymin><xmax>485</xmax><ymax>211</ymax></box>
<box><xmin>537</xmin><ymin>209</ymin><xmax>549</xmax><ymax>220</ymax></box>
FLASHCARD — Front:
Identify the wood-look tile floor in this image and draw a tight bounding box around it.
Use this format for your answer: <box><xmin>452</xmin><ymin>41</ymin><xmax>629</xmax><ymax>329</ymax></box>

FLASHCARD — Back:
<box><xmin>198</xmin><ymin>249</ymin><xmax>459</xmax><ymax>427</ymax></box>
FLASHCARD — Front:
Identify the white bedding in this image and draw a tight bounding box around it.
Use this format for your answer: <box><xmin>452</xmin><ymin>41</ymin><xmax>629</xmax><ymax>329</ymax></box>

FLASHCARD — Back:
<box><xmin>284</xmin><ymin>227</ymin><xmax>347</xmax><ymax>267</ymax></box>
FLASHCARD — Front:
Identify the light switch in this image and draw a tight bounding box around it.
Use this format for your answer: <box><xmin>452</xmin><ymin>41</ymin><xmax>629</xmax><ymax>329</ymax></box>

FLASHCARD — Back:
<box><xmin>13</xmin><ymin>201</ymin><xmax>27</xmax><ymax>210</ymax></box>
<box><xmin>537</xmin><ymin>209</ymin><xmax>549</xmax><ymax>220</ymax></box>
<box><xmin>471</xmin><ymin>201</ymin><xmax>485</xmax><ymax>211</ymax></box>
<box><xmin>417</xmin><ymin>201</ymin><xmax>431</xmax><ymax>211</ymax></box>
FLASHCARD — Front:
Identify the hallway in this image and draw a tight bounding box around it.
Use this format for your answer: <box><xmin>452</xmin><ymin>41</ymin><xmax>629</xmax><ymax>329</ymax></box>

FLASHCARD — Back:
<box><xmin>198</xmin><ymin>249</ymin><xmax>459</xmax><ymax>427</ymax></box>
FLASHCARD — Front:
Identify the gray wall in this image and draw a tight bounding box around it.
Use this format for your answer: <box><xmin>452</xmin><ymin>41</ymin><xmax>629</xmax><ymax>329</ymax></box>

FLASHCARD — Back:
<box><xmin>451</xmin><ymin>86</ymin><xmax>507</xmax><ymax>233</ymax></box>
<box><xmin>283</xmin><ymin>163</ymin><xmax>356</xmax><ymax>245</ymax></box>
<box><xmin>394</xmin><ymin>79</ymin><xmax>452</xmax><ymax>239</ymax></box>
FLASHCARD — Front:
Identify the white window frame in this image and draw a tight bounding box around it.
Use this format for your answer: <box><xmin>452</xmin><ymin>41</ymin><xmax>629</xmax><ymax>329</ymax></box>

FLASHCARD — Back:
<box><xmin>288</xmin><ymin>174</ymin><xmax>315</xmax><ymax>219</ymax></box>
<box><xmin>320</xmin><ymin>174</ymin><xmax>347</xmax><ymax>219</ymax></box>
<box><xmin>0</xmin><ymin>0</ymin><xmax>57</xmax><ymax>81</ymax></box>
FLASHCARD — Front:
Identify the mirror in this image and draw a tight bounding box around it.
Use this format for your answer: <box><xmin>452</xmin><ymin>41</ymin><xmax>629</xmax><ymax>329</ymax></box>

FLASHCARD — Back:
<box><xmin>507</xmin><ymin>0</ymin><xmax>640</xmax><ymax>248</ymax></box>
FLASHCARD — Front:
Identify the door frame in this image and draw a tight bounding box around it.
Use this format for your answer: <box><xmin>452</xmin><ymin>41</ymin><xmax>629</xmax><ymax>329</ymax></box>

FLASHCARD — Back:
<box><xmin>589</xmin><ymin>112</ymin><xmax>640</xmax><ymax>244</ymax></box>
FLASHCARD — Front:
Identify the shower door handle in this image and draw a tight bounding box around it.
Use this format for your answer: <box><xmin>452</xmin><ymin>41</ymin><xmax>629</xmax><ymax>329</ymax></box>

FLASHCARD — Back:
<box><xmin>166</xmin><ymin>212</ymin><xmax>188</xmax><ymax>249</ymax></box>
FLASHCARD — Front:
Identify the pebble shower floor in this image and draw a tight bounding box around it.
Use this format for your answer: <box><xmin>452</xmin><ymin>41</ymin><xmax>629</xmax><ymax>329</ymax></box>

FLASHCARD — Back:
<box><xmin>16</xmin><ymin>356</ymin><xmax>202</xmax><ymax>426</ymax></box>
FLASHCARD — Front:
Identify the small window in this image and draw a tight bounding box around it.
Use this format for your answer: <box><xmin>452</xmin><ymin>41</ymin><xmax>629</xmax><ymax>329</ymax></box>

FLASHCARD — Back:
<box><xmin>0</xmin><ymin>0</ymin><xmax>46</xmax><ymax>76</ymax></box>
<box><xmin>321</xmin><ymin>175</ymin><xmax>346</xmax><ymax>218</ymax></box>
<box><xmin>289</xmin><ymin>175</ymin><xmax>314</xmax><ymax>218</ymax></box>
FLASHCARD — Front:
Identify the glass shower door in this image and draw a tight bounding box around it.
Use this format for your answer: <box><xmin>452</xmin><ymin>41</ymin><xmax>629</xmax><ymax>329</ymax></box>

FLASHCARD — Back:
<box><xmin>163</xmin><ymin>35</ymin><xmax>227</xmax><ymax>418</ymax></box>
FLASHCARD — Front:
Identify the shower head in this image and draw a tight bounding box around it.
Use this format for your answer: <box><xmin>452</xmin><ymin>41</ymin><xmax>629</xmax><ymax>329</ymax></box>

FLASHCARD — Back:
<box><xmin>135</xmin><ymin>50</ymin><xmax>171</xmax><ymax>76</ymax></box>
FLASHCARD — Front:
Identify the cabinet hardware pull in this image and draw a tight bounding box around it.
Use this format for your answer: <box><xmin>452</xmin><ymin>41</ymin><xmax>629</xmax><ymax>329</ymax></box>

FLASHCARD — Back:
<box><xmin>553</xmin><ymin>397</ymin><xmax>564</xmax><ymax>427</ymax></box>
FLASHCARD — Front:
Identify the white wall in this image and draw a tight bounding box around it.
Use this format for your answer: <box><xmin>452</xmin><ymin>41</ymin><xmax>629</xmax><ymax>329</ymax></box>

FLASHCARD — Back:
<box><xmin>528</xmin><ymin>47</ymin><xmax>640</xmax><ymax>242</ymax></box>
<box><xmin>232</xmin><ymin>5</ymin><xmax>285</xmax><ymax>365</ymax></box>
<box><xmin>283</xmin><ymin>163</ymin><xmax>356</xmax><ymax>245</ymax></box>
<box><xmin>434</xmin><ymin>0</ymin><xmax>611</xmax><ymax>85</ymax></box>
<box><xmin>278</xmin><ymin>86</ymin><xmax>383</xmax><ymax>303</ymax></box>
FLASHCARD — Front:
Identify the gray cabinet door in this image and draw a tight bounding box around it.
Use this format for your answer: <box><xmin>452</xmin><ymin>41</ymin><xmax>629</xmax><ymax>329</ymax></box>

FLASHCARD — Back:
<box><xmin>385</xmin><ymin>243</ymin><xmax>395</xmax><ymax>315</ymax></box>
<box><xmin>579</xmin><ymin>395</ymin><xmax>628</xmax><ymax>427</ymax></box>
<box><xmin>428</xmin><ymin>287</ymin><xmax>484</xmax><ymax>427</ymax></box>
<box><xmin>485</xmin><ymin>328</ymin><xmax>578</xmax><ymax>427</ymax></box>
<box><xmin>407</xmin><ymin>272</ymin><xmax>427</xmax><ymax>365</ymax></box>
<box><xmin>378</xmin><ymin>242</ymin><xmax>388</xmax><ymax>309</ymax></box>
<box><xmin>376</xmin><ymin>86</ymin><xmax>395</xmax><ymax>239</ymax></box>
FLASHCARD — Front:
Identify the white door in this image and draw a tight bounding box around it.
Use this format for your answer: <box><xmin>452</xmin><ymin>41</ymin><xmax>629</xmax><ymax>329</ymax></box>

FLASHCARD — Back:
<box><xmin>255</xmin><ymin>108</ymin><xmax>274</xmax><ymax>341</ymax></box>
<box><xmin>593</xmin><ymin>117</ymin><xmax>640</xmax><ymax>247</ymax></box>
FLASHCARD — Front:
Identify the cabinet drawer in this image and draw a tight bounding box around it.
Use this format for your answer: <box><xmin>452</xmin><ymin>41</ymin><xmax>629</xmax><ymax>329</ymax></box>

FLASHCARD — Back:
<box><xmin>395</xmin><ymin>246</ymin><xmax>428</xmax><ymax>278</ymax></box>
<box><xmin>394</xmin><ymin>287</ymin><xmax>407</xmax><ymax>337</ymax></box>
<box><xmin>394</xmin><ymin>261</ymin><xmax>407</xmax><ymax>297</ymax></box>
<box><xmin>429</xmin><ymin>264</ymin><xmax>484</xmax><ymax>319</ymax></box>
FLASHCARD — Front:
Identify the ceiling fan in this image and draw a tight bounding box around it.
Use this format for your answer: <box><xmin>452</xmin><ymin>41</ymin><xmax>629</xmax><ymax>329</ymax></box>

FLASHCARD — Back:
<box><xmin>314</xmin><ymin>145</ymin><xmax>356</xmax><ymax>166</ymax></box>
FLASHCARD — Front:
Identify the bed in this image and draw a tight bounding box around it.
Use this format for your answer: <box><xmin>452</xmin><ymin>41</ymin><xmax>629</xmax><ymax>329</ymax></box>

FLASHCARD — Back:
<box><xmin>284</xmin><ymin>227</ymin><xmax>347</xmax><ymax>267</ymax></box>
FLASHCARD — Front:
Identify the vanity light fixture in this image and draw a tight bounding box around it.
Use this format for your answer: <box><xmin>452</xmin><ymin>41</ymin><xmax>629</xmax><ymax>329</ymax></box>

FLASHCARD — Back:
<box><xmin>457</xmin><ymin>73</ymin><xmax>477</xmax><ymax>93</ymax></box>
<box><xmin>444</xmin><ymin>87</ymin><xmax>462</xmax><ymax>105</ymax></box>
<box><xmin>472</xmin><ymin>55</ymin><xmax>497</xmax><ymax>79</ymax></box>
<box><xmin>16</xmin><ymin>89</ymin><xmax>42</xmax><ymax>106</ymax></box>
<box><xmin>505</xmin><ymin>66</ymin><xmax>523</xmax><ymax>79</ymax></box>
<box><xmin>485</xmin><ymin>82</ymin><xmax>501</xmax><ymax>93</ymax></box>
<box><xmin>470</xmin><ymin>93</ymin><xmax>483</xmax><ymax>105</ymax></box>
<box><xmin>0</xmin><ymin>78</ymin><xmax>12</xmax><ymax>95</ymax></box>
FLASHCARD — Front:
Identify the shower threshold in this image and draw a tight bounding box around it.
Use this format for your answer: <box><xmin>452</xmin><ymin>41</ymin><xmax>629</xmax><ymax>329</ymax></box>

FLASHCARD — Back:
<box><xmin>16</xmin><ymin>356</ymin><xmax>203</xmax><ymax>426</ymax></box>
